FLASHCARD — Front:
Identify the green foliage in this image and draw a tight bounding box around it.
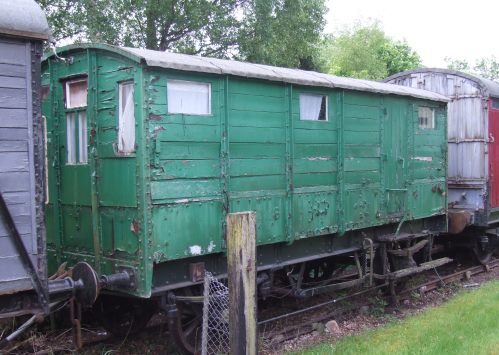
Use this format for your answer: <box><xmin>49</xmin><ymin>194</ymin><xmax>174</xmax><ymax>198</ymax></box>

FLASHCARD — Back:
<box><xmin>320</xmin><ymin>21</ymin><xmax>422</xmax><ymax>80</ymax></box>
<box><xmin>295</xmin><ymin>280</ymin><xmax>499</xmax><ymax>355</ymax></box>
<box><xmin>237</xmin><ymin>0</ymin><xmax>327</xmax><ymax>69</ymax></box>
<box><xmin>445</xmin><ymin>56</ymin><xmax>499</xmax><ymax>80</ymax></box>
<box><xmin>378</xmin><ymin>41</ymin><xmax>421</xmax><ymax>77</ymax></box>
<box><xmin>36</xmin><ymin>0</ymin><xmax>327</xmax><ymax>68</ymax></box>
<box><xmin>368</xmin><ymin>296</ymin><xmax>388</xmax><ymax>317</ymax></box>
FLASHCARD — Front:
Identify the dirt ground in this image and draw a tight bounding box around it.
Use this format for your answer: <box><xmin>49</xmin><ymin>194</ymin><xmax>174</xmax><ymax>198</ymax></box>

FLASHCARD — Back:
<box><xmin>278</xmin><ymin>264</ymin><xmax>499</xmax><ymax>354</ymax></box>
<box><xmin>2</xmin><ymin>262</ymin><xmax>498</xmax><ymax>355</ymax></box>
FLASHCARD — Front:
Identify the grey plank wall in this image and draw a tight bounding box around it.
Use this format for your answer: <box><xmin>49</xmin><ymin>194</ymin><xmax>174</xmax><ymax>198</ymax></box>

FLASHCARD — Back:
<box><xmin>0</xmin><ymin>37</ymin><xmax>36</xmax><ymax>292</ymax></box>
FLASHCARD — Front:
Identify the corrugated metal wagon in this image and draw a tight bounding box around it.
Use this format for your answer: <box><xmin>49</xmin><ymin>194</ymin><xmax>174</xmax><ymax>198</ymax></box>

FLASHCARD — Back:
<box><xmin>42</xmin><ymin>44</ymin><xmax>449</xmax><ymax>352</ymax></box>
<box><xmin>385</xmin><ymin>69</ymin><xmax>499</xmax><ymax>262</ymax></box>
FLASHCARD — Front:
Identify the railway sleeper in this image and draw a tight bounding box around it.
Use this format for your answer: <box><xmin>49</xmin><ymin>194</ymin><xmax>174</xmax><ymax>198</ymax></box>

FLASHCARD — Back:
<box><xmin>372</xmin><ymin>257</ymin><xmax>453</xmax><ymax>281</ymax></box>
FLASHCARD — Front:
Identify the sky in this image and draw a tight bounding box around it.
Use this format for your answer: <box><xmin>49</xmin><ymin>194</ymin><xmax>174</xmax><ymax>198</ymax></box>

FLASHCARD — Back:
<box><xmin>326</xmin><ymin>0</ymin><xmax>499</xmax><ymax>67</ymax></box>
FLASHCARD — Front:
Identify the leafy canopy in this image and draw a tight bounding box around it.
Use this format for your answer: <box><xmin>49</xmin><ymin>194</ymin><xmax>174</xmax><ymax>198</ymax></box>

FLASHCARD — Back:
<box><xmin>445</xmin><ymin>56</ymin><xmax>499</xmax><ymax>80</ymax></box>
<box><xmin>36</xmin><ymin>0</ymin><xmax>327</xmax><ymax>69</ymax></box>
<box><xmin>320</xmin><ymin>21</ymin><xmax>422</xmax><ymax>80</ymax></box>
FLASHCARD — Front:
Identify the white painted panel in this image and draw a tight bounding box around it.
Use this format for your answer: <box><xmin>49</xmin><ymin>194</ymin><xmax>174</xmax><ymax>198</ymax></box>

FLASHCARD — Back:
<box><xmin>0</xmin><ymin>257</ymin><xmax>30</xmax><ymax>281</ymax></box>
<box><xmin>0</xmin><ymin>108</ymin><xmax>28</xmax><ymax>128</ymax></box>
<box><xmin>0</xmin><ymin>234</ymin><xmax>32</xmax><ymax>257</ymax></box>
<box><xmin>448</xmin><ymin>142</ymin><xmax>485</xmax><ymax>180</ymax></box>
<box><xmin>0</xmin><ymin>151</ymin><xmax>29</xmax><ymax>172</ymax></box>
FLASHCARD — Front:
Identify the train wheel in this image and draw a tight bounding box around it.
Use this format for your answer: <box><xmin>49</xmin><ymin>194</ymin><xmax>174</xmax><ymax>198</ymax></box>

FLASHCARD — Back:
<box><xmin>96</xmin><ymin>296</ymin><xmax>158</xmax><ymax>337</ymax></box>
<box><xmin>167</xmin><ymin>300</ymin><xmax>203</xmax><ymax>355</ymax></box>
<box><xmin>473</xmin><ymin>238</ymin><xmax>493</xmax><ymax>265</ymax></box>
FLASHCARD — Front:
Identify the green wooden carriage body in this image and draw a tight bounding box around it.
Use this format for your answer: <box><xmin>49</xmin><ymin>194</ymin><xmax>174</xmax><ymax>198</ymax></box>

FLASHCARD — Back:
<box><xmin>42</xmin><ymin>44</ymin><xmax>448</xmax><ymax>297</ymax></box>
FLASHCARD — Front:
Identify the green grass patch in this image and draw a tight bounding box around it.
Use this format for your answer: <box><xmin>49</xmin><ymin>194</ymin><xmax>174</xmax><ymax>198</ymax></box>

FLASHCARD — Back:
<box><xmin>295</xmin><ymin>280</ymin><xmax>499</xmax><ymax>355</ymax></box>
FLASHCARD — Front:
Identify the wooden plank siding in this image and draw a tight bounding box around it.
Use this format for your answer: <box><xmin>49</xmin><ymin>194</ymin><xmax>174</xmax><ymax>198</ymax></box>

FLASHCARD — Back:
<box><xmin>0</xmin><ymin>38</ymin><xmax>38</xmax><ymax>290</ymax></box>
<box><xmin>42</xmin><ymin>46</ymin><xmax>447</xmax><ymax>297</ymax></box>
<box><xmin>146</xmin><ymin>69</ymin><xmax>447</xmax><ymax>259</ymax></box>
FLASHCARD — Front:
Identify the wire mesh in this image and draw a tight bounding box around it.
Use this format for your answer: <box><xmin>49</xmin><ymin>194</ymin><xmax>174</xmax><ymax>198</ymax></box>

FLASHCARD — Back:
<box><xmin>201</xmin><ymin>272</ymin><xmax>230</xmax><ymax>355</ymax></box>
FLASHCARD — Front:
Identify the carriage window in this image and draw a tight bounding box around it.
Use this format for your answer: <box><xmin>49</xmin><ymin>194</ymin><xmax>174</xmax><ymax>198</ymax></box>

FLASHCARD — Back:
<box><xmin>65</xmin><ymin>79</ymin><xmax>87</xmax><ymax>108</ymax></box>
<box><xmin>64</xmin><ymin>78</ymin><xmax>88</xmax><ymax>164</ymax></box>
<box><xmin>66</xmin><ymin>113</ymin><xmax>76</xmax><ymax>164</ymax></box>
<box><xmin>118</xmin><ymin>81</ymin><xmax>135</xmax><ymax>153</ymax></box>
<box><xmin>418</xmin><ymin>107</ymin><xmax>435</xmax><ymax>129</ymax></box>
<box><xmin>492</xmin><ymin>99</ymin><xmax>499</xmax><ymax>110</ymax></box>
<box><xmin>299</xmin><ymin>94</ymin><xmax>327</xmax><ymax>121</ymax></box>
<box><xmin>167</xmin><ymin>80</ymin><xmax>211</xmax><ymax>115</ymax></box>
<box><xmin>78</xmin><ymin>112</ymin><xmax>88</xmax><ymax>163</ymax></box>
<box><xmin>66</xmin><ymin>112</ymin><xmax>87</xmax><ymax>164</ymax></box>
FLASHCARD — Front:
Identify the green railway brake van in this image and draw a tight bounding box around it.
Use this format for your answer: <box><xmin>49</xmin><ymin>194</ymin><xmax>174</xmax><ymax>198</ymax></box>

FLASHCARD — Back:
<box><xmin>42</xmin><ymin>44</ymin><xmax>448</xmax><ymax>298</ymax></box>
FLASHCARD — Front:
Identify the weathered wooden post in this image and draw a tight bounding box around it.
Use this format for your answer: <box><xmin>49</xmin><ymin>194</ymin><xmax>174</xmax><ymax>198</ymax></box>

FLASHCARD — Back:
<box><xmin>227</xmin><ymin>212</ymin><xmax>257</xmax><ymax>355</ymax></box>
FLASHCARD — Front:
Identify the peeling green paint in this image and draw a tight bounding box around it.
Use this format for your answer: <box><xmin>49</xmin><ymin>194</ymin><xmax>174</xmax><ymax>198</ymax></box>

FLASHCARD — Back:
<box><xmin>43</xmin><ymin>45</ymin><xmax>447</xmax><ymax>298</ymax></box>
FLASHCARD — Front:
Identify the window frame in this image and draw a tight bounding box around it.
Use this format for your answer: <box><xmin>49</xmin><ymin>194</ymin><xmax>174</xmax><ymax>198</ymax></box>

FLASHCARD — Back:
<box><xmin>65</xmin><ymin>78</ymin><xmax>88</xmax><ymax>109</ymax></box>
<box><xmin>167</xmin><ymin>79</ymin><xmax>212</xmax><ymax>116</ymax></box>
<box><xmin>418</xmin><ymin>106</ymin><xmax>436</xmax><ymax>130</ymax></box>
<box><xmin>62</xmin><ymin>77</ymin><xmax>88</xmax><ymax>165</ymax></box>
<box><xmin>117</xmin><ymin>80</ymin><xmax>136</xmax><ymax>154</ymax></box>
<box><xmin>299</xmin><ymin>93</ymin><xmax>328</xmax><ymax>122</ymax></box>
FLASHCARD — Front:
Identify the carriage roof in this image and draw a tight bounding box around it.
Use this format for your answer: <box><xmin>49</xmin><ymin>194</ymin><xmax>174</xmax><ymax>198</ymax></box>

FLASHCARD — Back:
<box><xmin>0</xmin><ymin>0</ymin><xmax>50</xmax><ymax>40</ymax></box>
<box><xmin>385</xmin><ymin>68</ymin><xmax>499</xmax><ymax>99</ymax></box>
<box><xmin>45</xmin><ymin>43</ymin><xmax>448</xmax><ymax>103</ymax></box>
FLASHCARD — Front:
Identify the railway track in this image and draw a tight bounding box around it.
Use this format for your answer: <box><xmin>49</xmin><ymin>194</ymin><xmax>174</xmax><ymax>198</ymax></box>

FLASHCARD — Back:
<box><xmin>5</xmin><ymin>258</ymin><xmax>499</xmax><ymax>354</ymax></box>
<box><xmin>259</xmin><ymin>258</ymin><xmax>499</xmax><ymax>347</ymax></box>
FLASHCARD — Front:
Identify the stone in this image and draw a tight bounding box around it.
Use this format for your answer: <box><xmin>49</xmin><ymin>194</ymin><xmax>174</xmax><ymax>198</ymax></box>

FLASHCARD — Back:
<box><xmin>325</xmin><ymin>320</ymin><xmax>341</xmax><ymax>335</ymax></box>
<box><xmin>359</xmin><ymin>305</ymin><xmax>370</xmax><ymax>315</ymax></box>
<box><xmin>312</xmin><ymin>322</ymin><xmax>325</xmax><ymax>334</ymax></box>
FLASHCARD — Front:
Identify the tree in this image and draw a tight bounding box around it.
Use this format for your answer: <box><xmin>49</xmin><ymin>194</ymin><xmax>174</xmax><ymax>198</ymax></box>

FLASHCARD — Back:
<box><xmin>37</xmin><ymin>0</ymin><xmax>327</xmax><ymax>67</ymax></box>
<box><xmin>38</xmin><ymin>0</ymin><xmax>243</xmax><ymax>57</ymax></box>
<box><xmin>320</xmin><ymin>21</ymin><xmax>422</xmax><ymax>80</ymax></box>
<box><xmin>237</xmin><ymin>0</ymin><xmax>327</xmax><ymax>68</ymax></box>
<box><xmin>445</xmin><ymin>56</ymin><xmax>499</xmax><ymax>80</ymax></box>
<box><xmin>379</xmin><ymin>41</ymin><xmax>421</xmax><ymax>77</ymax></box>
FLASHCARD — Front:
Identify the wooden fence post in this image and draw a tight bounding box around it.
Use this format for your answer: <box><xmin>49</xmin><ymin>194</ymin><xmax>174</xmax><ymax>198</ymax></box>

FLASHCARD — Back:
<box><xmin>227</xmin><ymin>212</ymin><xmax>257</xmax><ymax>355</ymax></box>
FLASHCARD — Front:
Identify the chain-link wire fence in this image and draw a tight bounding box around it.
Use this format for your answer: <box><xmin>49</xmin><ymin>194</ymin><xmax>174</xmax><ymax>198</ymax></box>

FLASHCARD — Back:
<box><xmin>201</xmin><ymin>272</ymin><xmax>230</xmax><ymax>355</ymax></box>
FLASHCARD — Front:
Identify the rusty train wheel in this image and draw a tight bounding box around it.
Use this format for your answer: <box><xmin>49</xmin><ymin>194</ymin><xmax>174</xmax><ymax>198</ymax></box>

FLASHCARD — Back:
<box><xmin>96</xmin><ymin>296</ymin><xmax>157</xmax><ymax>337</ymax></box>
<box><xmin>167</xmin><ymin>300</ymin><xmax>203</xmax><ymax>355</ymax></box>
<box><xmin>473</xmin><ymin>239</ymin><xmax>493</xmax><ymax>265</ymax></box>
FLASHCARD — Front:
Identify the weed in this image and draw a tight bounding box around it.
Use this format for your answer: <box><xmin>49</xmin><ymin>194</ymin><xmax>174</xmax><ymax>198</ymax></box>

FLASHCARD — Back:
<box><xmin>410</xmin><ymin>291</ymin><xmax>421</xmax><ymax>302</ymax></box>
<box><xmin>368</xmin><ymin>296</ymin><xmax>388</xmax><ymax>317</ymax></box>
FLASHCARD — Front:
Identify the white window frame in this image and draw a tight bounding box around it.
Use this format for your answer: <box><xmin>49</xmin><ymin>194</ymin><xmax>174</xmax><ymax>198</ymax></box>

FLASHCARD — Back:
<box><xmin>78</xmin><ymin>112</ymin><xmax>88</xmax><ymax>163</ymax></box>
<box><xmin>65</xmin><ymin>78</ymin><xmax>88</xmax><ymax>109</ymax></box>
<box><xmin>66</xmin><ymin>113</ymin><xmax>76</xmax><ymax>164</ymax></box>
<box><xmin>167</xmin><ymin>79</ymin><xmax>212</xmax><ymax>115</ymax></box>
<box><xmin>418</xmin><ymin>106</ymin><xmax>435</xmax><ymax>129</ymax></box>
<box><xmin>118</xmin><ymin>81</ymin><xmax>136</xmax><ymax>153</ymax></box>
<box><xmin>299</xmin><ymin>93</ymin><xmax>328</xmax><ymax>121</ymax></box>
<box><xmin>43</xmin><ymin>116</ymin><xmax>49</xmax><ymax>203</ymax></box>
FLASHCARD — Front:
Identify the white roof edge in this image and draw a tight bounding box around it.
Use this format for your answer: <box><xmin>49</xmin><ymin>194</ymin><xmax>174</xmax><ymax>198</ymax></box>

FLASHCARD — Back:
<box><xmin>122</xmin><ymin>46</ymin><xmax>450</xmax><ymax>102</ymax></box>
<box><xmin>0</xmin><ymin>0</ymin><xmax>50</xmax><ymax>40</ymax></box>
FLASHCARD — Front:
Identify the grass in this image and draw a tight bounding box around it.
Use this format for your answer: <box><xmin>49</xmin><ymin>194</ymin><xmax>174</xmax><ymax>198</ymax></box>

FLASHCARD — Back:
<box><xmin>295</xmin><ymin>280</ymin><xmax>499</xmax><ymax>355</ymax></box>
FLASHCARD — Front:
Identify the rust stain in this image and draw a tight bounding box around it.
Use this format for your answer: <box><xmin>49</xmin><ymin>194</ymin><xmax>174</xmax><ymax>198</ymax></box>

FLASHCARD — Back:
<box><xmin>130</xmin><ymin>219</ymin><xmax>139</xmax><ymax>234</ymax></box>
<box><xmin>149</xmin><ymin>113</ymin><xmax>162</xmax><ymax>121</ymax></box>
